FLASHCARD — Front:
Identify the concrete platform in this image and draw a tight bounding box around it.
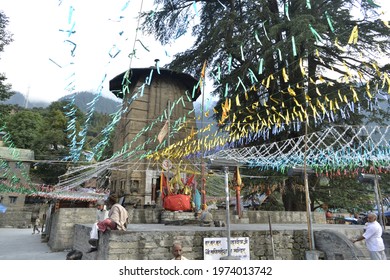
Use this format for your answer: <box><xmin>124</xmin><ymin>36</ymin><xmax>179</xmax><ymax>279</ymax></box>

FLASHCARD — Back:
<box><xmin>1</xmin><ymin>223</ymin><xmax>387</xmax><ymax>260</ymax></box>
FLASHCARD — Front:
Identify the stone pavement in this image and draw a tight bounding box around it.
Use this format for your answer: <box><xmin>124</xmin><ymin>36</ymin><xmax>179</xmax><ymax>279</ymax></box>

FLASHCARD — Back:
<box><xmin>1</xmin><ymin>223</ymin><xmax>387</xmax><ymax>260</ymax></box>
<box><xmin>0</xmin><ymin>228</ymin><xmax>68</xmax><ymax>260</ymax></box>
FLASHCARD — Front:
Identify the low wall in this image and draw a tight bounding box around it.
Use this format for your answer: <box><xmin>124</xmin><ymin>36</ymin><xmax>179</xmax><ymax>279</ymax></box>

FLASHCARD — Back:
<box><xmin>47</xmin><ymin>208</ymin><xmax>326</xmax><ymax>251</ymax></box>
<box><xmin>160</xmin><ymin>209</ymin><xmax>326</xmax><ymax>224</ymax></box>
<box><xmin>0</xmin><ymin>207</ymin><xmax>33</xmax><ymax>228</ymax></box>
<box><xmin>74</xmin><ymin>224</ymin><xmax>311</xmax><ymax>260</ymax></box>
<box><xmin>48</xmin><ymin>208</ymin><xmax>96</xmax><ymax>251</ymax></box>
<box><xmin>73</xmin><ymin>223</ymin><xmax>371</xmax><ymax>260</ymax></box>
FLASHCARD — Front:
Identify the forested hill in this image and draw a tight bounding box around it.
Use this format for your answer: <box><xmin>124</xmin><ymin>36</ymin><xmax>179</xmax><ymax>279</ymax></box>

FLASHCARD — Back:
<box><xmin>1</xmin><ymin>91</ymin><xmax>122</xmax><ymax>115</ymax></box>
<box><xmin>58</xmin><ymin>92</ymin><xmax>122</xmax><ymax>114</ymax></box>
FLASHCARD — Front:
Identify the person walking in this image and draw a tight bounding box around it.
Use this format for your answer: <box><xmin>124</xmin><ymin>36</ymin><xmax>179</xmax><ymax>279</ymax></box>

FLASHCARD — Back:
<box><xmin>353</xmin><ymin>213</ymin><xmax>387</xmax><ymax>260</ymax></box>
<box><xmin>32</xmin><ymin>217</ymin><xmax>41</xmax><ymax>234</ymax></box>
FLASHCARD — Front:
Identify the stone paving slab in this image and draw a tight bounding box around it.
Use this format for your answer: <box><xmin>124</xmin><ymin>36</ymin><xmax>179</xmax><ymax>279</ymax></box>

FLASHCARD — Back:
<box><xmin>0</xmin><ymin>228</ymin><xmax>68</xmax><ymax>260</ymax></box>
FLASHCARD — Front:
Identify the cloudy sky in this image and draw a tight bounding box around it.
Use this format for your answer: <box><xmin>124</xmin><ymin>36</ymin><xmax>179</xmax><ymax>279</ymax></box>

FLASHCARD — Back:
<box><xmin>0</xmin><ymin>0</ymin><xmax>389</xmax><ymax>104</ymax></box>
<box><xmin>0</xmin><ymin>0</ymin><xmax>194</xmax><ymax>103</ymax></box>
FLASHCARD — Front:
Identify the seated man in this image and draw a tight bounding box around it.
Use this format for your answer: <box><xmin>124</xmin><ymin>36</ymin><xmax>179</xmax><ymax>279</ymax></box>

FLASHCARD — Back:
<box><xmin>199</xmin><ymin>204</ymin><xmax>213</xmax><ymax>226</ymax></box>
<box><xmin>171</xmin><ymin>242</ymin><xmax>188</xmax><ymax>260</ymax></box>
<box><xmin>326</xmin><ymin>210</ymin><xmax>334</xmax><ymax>224</ymax></box>
<box><xmin>87</xmin><ymin>194</ymin><xmax>128</xmax><ymax>253</ymax></box>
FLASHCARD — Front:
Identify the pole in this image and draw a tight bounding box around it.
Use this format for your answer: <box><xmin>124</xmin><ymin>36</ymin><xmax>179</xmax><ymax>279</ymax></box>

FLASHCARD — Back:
<box><xmin>304</xmin><ymin>171</ymin><xmax>315</xmax><ymax>250</ymax></box>
<box><xmin>268</xmin><ymin>214</ymin><xmax>276</xmax><ymax>260</ymax></box>
<box><xmin>224</xmin><ymin>166</ymin><xmax>232</xmax><ymax>257</ymax></box>
<box><xmin>304</xmin><ymin>121</ymin><xmax>315</xmax><ymax>250</ymax></box>
<box><xmin>235</xmin><ymin>185</ymin><xmax>241</xmax><ymax>218</ymax></box>
<box><xmin>373</xmin><ymin>178</ymin><xmax>384</xmax><ymax>230</ymax></box>
<box><xmin>200</xmin><ymin>71</ymin><xmax>206</xmax><ymax>207</ymax></box>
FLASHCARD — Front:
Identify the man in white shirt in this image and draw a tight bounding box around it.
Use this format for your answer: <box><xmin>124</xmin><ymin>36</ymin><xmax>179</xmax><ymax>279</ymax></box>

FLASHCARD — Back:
<box><xmin>86</xmin><ymin>200</ymin><xmax>109</xmax><ymax>253</ymax></box>
<box><xmin>353</xmin><ymin>213</ymin><xmax>387</xmax><ymax>260</ymax></box>
<box><xmin>171</xmin><ymin>242</ymin><xmax>189</xmax><ymax>260</ymax></box>
<box><xmin>96</xmin><ymin>200</ymin><xmax>109</xmax><ymax>222</ymax></box>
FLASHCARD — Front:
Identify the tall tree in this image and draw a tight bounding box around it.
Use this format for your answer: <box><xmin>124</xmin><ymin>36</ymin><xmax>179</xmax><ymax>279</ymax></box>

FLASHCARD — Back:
<box><xmin>141</xmin><ymin>1</ymin><xmax>389</xmax><ymax>134</ymax></box>
<box><xmin>141</xmin><ymin>0</ymin><xmax>390</xmax><ymax>210</ymax></box>
<box><xmin>0</xmin><ymin>11</ymin><xmax>14</xmax><ymax>101</ymax></box>
<box><xmin>5</xmin><ymin>110</ymin><xmax>44</xmax><ymax>150</ymax></box>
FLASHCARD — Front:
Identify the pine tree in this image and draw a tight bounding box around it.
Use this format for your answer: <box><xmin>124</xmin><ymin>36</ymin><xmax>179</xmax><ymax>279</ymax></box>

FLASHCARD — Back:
<box><xmin>141</xmin><ymin>0</ymin><xmax>390</xmax><ymax>140</ymax></box>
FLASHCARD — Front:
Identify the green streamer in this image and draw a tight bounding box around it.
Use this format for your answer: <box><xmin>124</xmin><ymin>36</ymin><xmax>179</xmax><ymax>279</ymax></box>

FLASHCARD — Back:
<box><xmin>367</xmin><ymin>0</ymin><xmax>381</xmax><ymax>8</ymax></box>
<box><xmin>240</xmin><ymin>44</ymin><xmax>245</xmax><ymax>61</ymax></box>
<box><xmin>225</xmin><ymin>83</ymin><xmax>229</xmax><ymax>97</ymax></box>
<box><xmin>262</xmin><ymin>21</ymin><xmax>270</xmax><ymax>41</ymax></box>
<box><xmin>325</xmin><ymin>12</ymin><xmax>335</xmax><ymax>33</ymax></box>
<box><xmin>258</xmin><ymin>58</ymin><xmax>264</xmax><ymax>74</ymax></box>
<box><xmin>309</xmin><ymin>24</ymin><xmax>323</xmax><ymax>42</ymax></box>
<box><xmin>255</xmin><ymin>31</ymin><xmax>262</xmax><ymax>45</ymax></box>
<box><xmin>291</xmin><ymin>36</ymin><xmax>297</xmax><ymax>56</ymax></box>
<box><xmin>285</xmin><ymin>2</ymin><xmax>290</xmax><ymax>21</ymax></box>
<box><xmin>248</xmin><ymin>68</ymin><xmax>258</xmax><ymax>84</ymax></box>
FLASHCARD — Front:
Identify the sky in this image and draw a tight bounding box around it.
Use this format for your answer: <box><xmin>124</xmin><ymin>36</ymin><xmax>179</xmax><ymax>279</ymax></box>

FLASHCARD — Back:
<box><xmin>0</xmin><ymin>0</ymin><xmax>194</xmax><ymax>103</ymax></box>
<box><xmin>0</xmin><ymin>0</ymin><xmax>389</xmax><ymax>104</ymax></box>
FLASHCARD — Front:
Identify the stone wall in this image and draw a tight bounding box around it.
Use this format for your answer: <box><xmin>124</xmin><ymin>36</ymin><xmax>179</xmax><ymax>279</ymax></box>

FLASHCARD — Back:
<box><xmin>24</xmin><ymin>208</ymin><xmax>326</xmax><ymax>251</ymax></box>
<box><xmin>48</xmin><ymin>207</ymin><xmax>96</xmax><ymax>251</ymax></box>
<box><xmin>0</xmin><ymin>206</ymin><xmax>33</xmax><ymax>228</ymax></box>
<box><xmin>73</xmin><ymin>223</ymin><xmax>373</xmax><ymax>260</ymax></box>
<box><xmin>74</xmin><ymin>224</ymin><xmax>311</xmax><ymax>260</ymax></box>
<box><xmin>161</xmin><ymin>209</ymin><xmax>326</xmax><ymax>224</ymax></box>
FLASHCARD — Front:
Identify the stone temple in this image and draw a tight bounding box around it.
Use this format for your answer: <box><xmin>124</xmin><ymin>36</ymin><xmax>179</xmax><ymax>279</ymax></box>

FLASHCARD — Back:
<box><xmin>108</xmin><ymin>66</ymin><xmax>201</xmax><ymax>207</ymax></box>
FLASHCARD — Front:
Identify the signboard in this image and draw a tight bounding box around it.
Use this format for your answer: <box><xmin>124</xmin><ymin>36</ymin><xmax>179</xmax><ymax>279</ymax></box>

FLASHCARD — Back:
<box><xmin>203</xmin><ymin>237</ymin><xmax>250</xmax><ymax>260</ymax></box>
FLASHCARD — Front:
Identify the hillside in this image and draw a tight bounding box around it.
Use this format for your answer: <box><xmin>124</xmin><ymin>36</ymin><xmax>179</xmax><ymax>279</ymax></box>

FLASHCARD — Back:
<box><xmin>58</xmin><ymin>91</ymin><xmax>122</xmax><ymax>114</ymax></box>
<box><xmin>1</xmin><ymin>91</ymin><xmax>122</xmax><ymax>115</ymax></box>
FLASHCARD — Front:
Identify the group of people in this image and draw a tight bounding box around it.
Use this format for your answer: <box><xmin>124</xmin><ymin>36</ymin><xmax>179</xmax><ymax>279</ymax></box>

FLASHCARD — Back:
<box><xmin>87</xmin><ymin>193</ymin><xmax>129</xmax><ymax>253</ymax></box>
<box><xmin>66</xmin><ymin>193</ymin><xmax>190</xmax><ymax>260</ymax></box>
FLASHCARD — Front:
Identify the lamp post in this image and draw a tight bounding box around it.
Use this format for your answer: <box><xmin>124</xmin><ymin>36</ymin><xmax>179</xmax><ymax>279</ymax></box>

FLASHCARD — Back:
<box><xmin>207</xmin><ymin>158</ymin><xmax>241</xmax><ymax>260</ymax></box>
<box><xmin>288</xmin><ymin>166</ymin><xmax>315</xmax><ymax>251</ymax></box>
<box><xmin>358</xmin><ymin>173</ymin><xmax>384</xmax><ymax>229</ymax></box>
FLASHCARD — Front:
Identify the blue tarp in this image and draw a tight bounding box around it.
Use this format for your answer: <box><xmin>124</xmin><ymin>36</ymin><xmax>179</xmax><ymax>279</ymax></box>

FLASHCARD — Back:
<box><xmin>0</xmin><ymin>203</ymin><xmax>7</xmax><ymax>213</ymax></box>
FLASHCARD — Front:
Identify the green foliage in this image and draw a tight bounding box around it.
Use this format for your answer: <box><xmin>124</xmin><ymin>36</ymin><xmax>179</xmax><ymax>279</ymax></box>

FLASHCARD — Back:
<box><xmin>0</xmin><ymin>11</ymin><xmax>14</xmax><ymax>102</ymax></box>
<box><xmin>141</xmin><ymin>0</ymin><xmax>390</xmax><ymax>137</ymax></box>
<box><xmin>4</xmin><ymin>110</ymin><xmax>44</xmax><ymax>150</ymax></box>
<box><xmin>2</xmin><ymin>101</ymin><xmax>115</xmax><ymax>185</ymax></box>
<box><xmin>312</xmin><ymin>173</ymin><xmax>390</xmax><ymax>213</ymax></box>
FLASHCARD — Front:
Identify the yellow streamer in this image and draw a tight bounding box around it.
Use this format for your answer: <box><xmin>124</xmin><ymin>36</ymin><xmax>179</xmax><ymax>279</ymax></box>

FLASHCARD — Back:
<box><xmin>287</xmin><ymin>86</ymin><xmax>296</xmax><ymax>96</ymax></box>
<box><xmin>315</xmin><ymin>87</ymin><xmax>321</xmax><ymax>96</ymax></box>
<box><xmin>348</xmin><ymin>25</ymin><xmax>358</xmax><ymax>44</ymax></box>
<box><xmin>335</xmin><ymin>99</ymin><xmax>339</xmax><ymax>109</ymax></box>
<box><xmin>334</xmin><ymin>38</ymin><xmax>346</xmax><ymax>51</ymax></box>
<box><xmin>350</xmin><ymin>86</ymin><xmax>359</xmax><ymax>102</ymax></box>
<box><xmin>282</xmin><ymin>68</ymin><xmax>289</xmax><ymax>82</ymax></box>
<box><xmin>236</xmin><ymin>94</ymin><xmax>241</xmax><ymax>106</ymax></box>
